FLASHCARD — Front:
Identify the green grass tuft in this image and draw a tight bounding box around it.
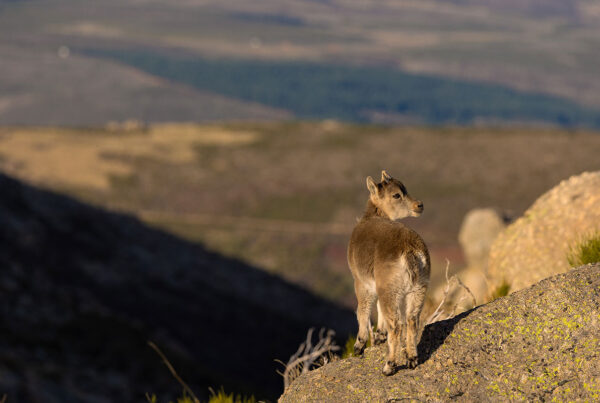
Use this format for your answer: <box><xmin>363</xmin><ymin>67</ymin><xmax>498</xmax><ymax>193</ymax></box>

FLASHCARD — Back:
<box><xmin>341</xmin><ymin>331</ymin><xmax>374</xmax><ymax>359</ymax></box>
<box><xmin>146</xmin><ymin>388</ymin><xmax>257</xmax><ymax>403</ymax></box>
<box><xmin>145</xmin><ymin>392</ymin><xmax>198</xmax><ymax>403</ymax></box>
<box><xmin>490</xmin><ymin>281</ymin><xmax>511</xmax><ymax>301</ymax></box>
<box><xmin>341</xmin><ymin>334</ymin><xmax>356</xmax><ymax>359</ymax></box>
<box><xmin>208</xmin><ymin>387</ymin><xmax>257</xmax><ymax>403</ymax></box>
<box><xmin>567</xmin><ymin>232</ymin><xmax>600</xmax><ymax>267</ymax></box>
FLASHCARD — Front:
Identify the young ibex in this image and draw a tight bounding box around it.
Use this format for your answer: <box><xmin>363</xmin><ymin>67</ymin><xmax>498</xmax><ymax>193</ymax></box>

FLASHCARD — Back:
<box><xmin>347</xmin><ymin>170</ymin><xmax>430</xmax><ymax>375</ymax></box>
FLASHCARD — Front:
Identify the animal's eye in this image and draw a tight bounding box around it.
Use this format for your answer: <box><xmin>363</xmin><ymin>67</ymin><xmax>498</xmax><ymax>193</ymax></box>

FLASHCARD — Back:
<box><xmin>393</xmin><ymin>193</ymin><xmax>401</xmax><ymax>199</ymax></box>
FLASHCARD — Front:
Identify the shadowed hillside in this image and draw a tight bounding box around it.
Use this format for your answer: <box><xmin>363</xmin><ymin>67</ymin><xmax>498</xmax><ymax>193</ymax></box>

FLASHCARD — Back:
<box><xmin>0</xmin><ymin>174</ymin><xmax>355</xmax><ymax>401</ymax></box>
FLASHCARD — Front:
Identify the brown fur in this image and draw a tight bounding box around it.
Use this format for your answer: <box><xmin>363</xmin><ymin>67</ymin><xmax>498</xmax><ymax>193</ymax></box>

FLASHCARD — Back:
<box><xmin>347</xmin><ymin>171</ymin><xmax>430</xmax><ymax>375</ymax></box>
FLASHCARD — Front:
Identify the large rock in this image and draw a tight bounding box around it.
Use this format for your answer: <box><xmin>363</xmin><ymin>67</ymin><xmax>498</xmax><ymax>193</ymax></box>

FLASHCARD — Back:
<box><xmin>456</xmin><ymin>208</ymin><xmax>508</xmax><ymax>302</ymax></box>
<box><xmin>280</xmin><ymin>263</ymin><xmax>600</xmax><ymax>402</ymax></box>
<box><xmin>459</xmin><ymin>208</ymin><xmax>507</xmax><ymax>271</ymax></box>
<box><xmin>488</xmin><ymin>171</ymin><xmax>600</xmax><ymax>292</ymax></box>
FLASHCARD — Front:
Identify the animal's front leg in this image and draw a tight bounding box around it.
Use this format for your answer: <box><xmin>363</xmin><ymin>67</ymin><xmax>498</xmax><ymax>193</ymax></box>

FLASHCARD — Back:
<box><xmin>374</xmin><ymin>300</ymin><xmax>388</xmax><ymax>345</ymax></box>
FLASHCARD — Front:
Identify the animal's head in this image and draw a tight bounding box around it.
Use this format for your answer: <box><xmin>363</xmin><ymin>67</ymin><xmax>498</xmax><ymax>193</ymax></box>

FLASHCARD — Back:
<box><xmin>366</xmin><ymin>170</ymin><xmax>424</xmax><ymax>220</ymax></box>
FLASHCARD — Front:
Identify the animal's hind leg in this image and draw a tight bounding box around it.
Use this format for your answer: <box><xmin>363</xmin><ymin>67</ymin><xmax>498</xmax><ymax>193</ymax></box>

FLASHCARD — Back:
<box><xmin>373</xmin><ymin>300</ymin><xmax>388</xmax><ymax>345</ymax></box>
<box><xmin>353</xmin><ymin>280</ymin><xmax>376</xmax><ymax>356</ymax></box>
<box><xmin>405</xmin><ymin>286</ymin><xmax>427</xmax><ymax>369</ymax></box>
<box><xmin>379</xmin><ymin>291</ymin><xmax>405</xmax><ymax>376</ymax></box>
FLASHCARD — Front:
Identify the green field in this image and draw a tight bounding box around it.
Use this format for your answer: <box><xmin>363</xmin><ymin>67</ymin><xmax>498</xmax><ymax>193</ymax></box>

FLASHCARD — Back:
<box><xmin>85</xmin><ymin>48</ymin><xmax>600</xmax><ymax>127</ymax></box>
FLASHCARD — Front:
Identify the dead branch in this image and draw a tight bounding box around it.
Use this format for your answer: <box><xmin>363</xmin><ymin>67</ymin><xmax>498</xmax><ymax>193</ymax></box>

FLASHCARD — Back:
<box><xmin>426</xmin><ymin>259</ymin><xmax>477</xmax><ymax>325</ymax></box>
<box><xmin>276</xmin><ymin>327</ymin><xmax>340</xmax><ymax>390</ymax></box>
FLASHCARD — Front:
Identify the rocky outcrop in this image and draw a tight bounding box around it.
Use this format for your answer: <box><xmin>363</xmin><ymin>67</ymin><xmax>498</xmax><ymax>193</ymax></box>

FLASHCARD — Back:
<box><xmin>280</xmin><ymin>263</ymin><xmax>600</xmax><ymax>402</ymax></box>
<box><xmin>0</xmin><ymin>174</ymin><xmax>355</xmax><ymax>402</ymax></box>
<box><xmin>488</xmin><ymin>171</ymin><xmax>600</xmax><ymax>292</ymax></box>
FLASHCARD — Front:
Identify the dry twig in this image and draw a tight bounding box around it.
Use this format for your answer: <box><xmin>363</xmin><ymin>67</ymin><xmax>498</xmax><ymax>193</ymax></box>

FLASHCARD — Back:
<box><xmin>426</xmin><ymin>259</ymin><xmax>477</xmax><ymax>325</ymax></box>
<box><xmin>276</xmin><ymin>328</ymin><xmax>340</xmax><ymax>390</ymax></box>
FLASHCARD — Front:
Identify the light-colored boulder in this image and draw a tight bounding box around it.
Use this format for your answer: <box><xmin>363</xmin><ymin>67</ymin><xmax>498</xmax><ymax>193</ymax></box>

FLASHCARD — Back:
<box><xmin>457</xmin><ymin>208</ymin><xmax>507</xmax><ymax>301</ymax></box>
<box><xmin>458</xmin><ymin>208</ymin><xmax>506</xmax><ymax>271</ymax></box>
<box><xmin>488</xmin><ymin>171</ymin><xmax>600</xmax><ymax>292</ymax></box>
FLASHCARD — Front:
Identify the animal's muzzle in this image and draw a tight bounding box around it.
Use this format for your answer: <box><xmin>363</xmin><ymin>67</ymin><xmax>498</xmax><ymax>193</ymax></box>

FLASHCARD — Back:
<box><xmin>413</xmin><ymin>201</ymin><xmax>424</xmax><ymax>213</ymax></box>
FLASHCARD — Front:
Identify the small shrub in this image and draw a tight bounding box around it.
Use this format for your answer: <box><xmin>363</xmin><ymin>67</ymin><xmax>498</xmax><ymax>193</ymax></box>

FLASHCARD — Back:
<box><xmin>567</xmin><ymin>232</ymin><xmax>600</xmax><ymax>267</ymax></box>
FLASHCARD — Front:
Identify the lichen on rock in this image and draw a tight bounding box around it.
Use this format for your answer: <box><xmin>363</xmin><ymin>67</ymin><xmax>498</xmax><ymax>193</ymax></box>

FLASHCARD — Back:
<box><xmin>280</xmin><ymin>263</ymin><xmax>600</xmax><ymax>402</ymax></box>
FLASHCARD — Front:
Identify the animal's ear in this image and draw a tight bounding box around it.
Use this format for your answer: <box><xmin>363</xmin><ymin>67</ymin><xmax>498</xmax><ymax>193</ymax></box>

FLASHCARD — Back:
<box><xmin>366</xmin><ymin>176</ymin><xmax>378</xmax><ymax>196</ymax></box>
<box><xmin>381</xmin><ymin>170</ymin><xmax>392</xmax><ymax>183</ymax></box>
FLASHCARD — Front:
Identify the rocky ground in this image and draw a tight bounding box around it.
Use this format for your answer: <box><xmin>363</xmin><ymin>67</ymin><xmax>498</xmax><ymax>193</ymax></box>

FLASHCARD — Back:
<box><xmin>281</xmin><ymin>263</ymin><xmax>600</xmax><ymax>402</ymax></box>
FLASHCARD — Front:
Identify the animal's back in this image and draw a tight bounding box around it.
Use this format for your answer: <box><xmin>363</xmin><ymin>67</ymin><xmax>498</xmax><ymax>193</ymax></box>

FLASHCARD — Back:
<box><xmin>348</xmin><ymin>217</ymin><xmax>430</xmax><ymax>283</ymax></box>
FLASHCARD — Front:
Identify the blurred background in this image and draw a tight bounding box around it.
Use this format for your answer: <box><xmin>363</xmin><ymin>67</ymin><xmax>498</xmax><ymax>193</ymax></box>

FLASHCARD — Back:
<box><xmin>1</xmin><ymin>0</ymin><xmax>600</xmax><ymax>401</ymax></box>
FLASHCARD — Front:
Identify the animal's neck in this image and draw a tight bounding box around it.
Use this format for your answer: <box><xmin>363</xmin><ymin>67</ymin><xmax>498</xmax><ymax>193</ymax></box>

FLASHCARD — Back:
<box><xmin>363</xmin><ymin>200</ymin><xmax>389</xmax><ymax>220</ymax></box>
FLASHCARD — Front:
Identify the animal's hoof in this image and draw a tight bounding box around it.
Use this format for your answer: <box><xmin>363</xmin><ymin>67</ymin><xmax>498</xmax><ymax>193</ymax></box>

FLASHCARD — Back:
<box><xmin>407</xmin><ymin>355</ymin><xmax>418</xmax><ymax>369</ymax></box>
<box><xmin>373</xmin><ymin>329</ymin><xmax>387</xmax><ymax>345</ymax></box>
<box><xmin>382</xmin><ymin>360</ymin><xmax>398</xmax><ymax>376</ymax></box>
<box><xmin>353</xmin><ymin>339</ymin><xmax>366</xmax><ymax>356</ymax></box>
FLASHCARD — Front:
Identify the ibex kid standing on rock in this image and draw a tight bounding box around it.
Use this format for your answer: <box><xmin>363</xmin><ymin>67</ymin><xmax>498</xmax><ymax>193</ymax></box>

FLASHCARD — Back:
<box><xmin>347</xmin><ymin>171</ymin><xmax>430</xmax><ymax>376</ymax></box>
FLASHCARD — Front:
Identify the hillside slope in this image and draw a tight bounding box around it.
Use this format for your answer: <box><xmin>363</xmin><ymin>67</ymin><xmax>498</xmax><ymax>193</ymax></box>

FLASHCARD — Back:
<box><xmin>0</xmin><ymin>174</ymin><xmax>355</xmax><ymax>401</ymax></box>
<box><xmin>281</xmin><ymin>263</ymin><xmax>600</xmax><ymax>402</ymax></box>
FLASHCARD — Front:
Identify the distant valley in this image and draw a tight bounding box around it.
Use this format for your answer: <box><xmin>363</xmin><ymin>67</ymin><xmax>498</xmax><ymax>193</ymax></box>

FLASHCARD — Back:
<box><xmin>1</xmin><ymin>0</ymin><xmax>600</xmax><ymax>126</ymax></box>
